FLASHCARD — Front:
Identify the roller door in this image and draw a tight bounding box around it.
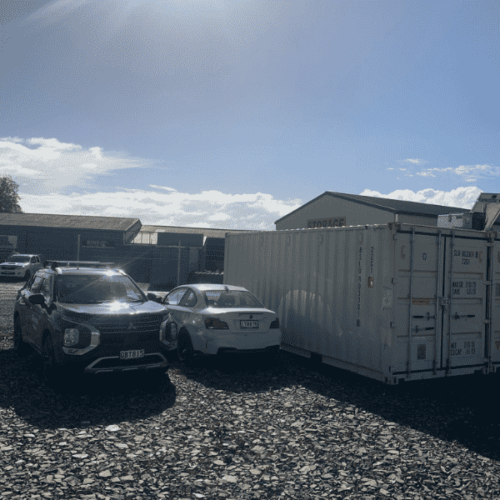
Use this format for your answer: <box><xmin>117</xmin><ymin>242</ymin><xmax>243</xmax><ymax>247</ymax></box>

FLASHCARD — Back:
<box><xmin>25</xmin><ymin>231</ymin><xmax>77</xmax><ymax>261</ymax></box>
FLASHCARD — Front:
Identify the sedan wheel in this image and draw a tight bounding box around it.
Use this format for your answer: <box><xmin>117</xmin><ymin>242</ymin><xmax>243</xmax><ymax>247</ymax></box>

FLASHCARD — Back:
<box><xmin>177</xmin><ymin>332</ymin><xmax>194</xmax><ymax>363</ymax></box>
<box><xmin>13</xmin><ymin>317</ymin><xmax>29</xmax><ymax>356</ymax></box>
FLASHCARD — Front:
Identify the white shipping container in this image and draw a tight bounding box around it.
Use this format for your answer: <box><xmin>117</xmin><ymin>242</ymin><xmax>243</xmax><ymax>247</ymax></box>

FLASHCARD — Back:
<box><xmin>224</xmin><ymin>223</ymin><xmax>499</xmax><ymax>384</ymax></box>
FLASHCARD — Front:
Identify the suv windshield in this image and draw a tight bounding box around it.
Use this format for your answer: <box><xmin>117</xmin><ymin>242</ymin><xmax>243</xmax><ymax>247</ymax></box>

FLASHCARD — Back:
<box><xmin>204</xmin><ymin>290</ymin><xmax>264</xmax><ymax>308</ymax></box>
<box><xmin>6</xmin><ymin>256</ymin><xmax>30</xmax><ymax>263</ymax></box>
<box><xmin>55</xmin><ymin>274</ymin><xmax>146</xmax><ymax>304</ymax></box>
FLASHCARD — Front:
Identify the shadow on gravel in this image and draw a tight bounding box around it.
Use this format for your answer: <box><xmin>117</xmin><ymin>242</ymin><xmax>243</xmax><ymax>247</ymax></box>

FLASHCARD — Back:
<box><xmin>297</xmin><ymin>356</ymin><xmax>500</xmax><ymax>462</ymax></box>
<box><xmin>174</xmin><ymin>352</ymin><xmax>299</xmax><ymax>394</ymax></box>
<box><xmin>0</xmin><ymin>349</ymin><xmax>176</xmax><ymax>431</ymax></box>
<box><xmin>177</xmin><ymin>350</ymin><xmax>500</xmax><ymax>461</ymax></box>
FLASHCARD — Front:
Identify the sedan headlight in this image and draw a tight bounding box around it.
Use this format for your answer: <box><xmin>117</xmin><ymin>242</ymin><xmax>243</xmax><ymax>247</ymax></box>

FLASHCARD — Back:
<box><xmin>64</xmin><ymin>328</ymin><xmax>80</xmax><ymax>346</ymax></box>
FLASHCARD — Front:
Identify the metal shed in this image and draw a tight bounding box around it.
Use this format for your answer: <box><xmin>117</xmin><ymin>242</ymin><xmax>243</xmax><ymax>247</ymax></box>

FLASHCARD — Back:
<box><xmin>275</xmin><ymin>192</ymin><xmax>469</xmax><ymax>230</ymax></box>
<box><xmin>0</xmin><ymin>213</ymin><xmax>141</xmax><ymax>261</ymax></box>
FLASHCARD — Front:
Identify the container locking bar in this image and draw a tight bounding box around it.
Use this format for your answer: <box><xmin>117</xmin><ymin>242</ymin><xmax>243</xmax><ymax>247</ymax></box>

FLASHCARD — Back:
<box><xmin>413</xmin><ymin>313</ymin><xmax>436</xmax><ymax>320</ymax></box>
<box><xmin>453</xmin><ymin>313</ymin><xmax>475</xmax><ymax>320</ymax></box>
<box><xmin>413</xmin><ymin>326</ymin><xmax>435</xmax><ymax>333</ymax></box>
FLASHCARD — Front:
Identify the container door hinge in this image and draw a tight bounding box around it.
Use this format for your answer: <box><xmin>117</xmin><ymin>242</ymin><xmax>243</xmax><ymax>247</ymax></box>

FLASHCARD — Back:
<box><xmin>440</xmin><ymin>297</ymin><xmax>450</xmax><ymax>306</ymax></box>
<box><xmin>483</xmin><ymin>319</ymin><xmax>491</xmax><ymax>324</ymax></box>
<box><xmin>390</xmin><ymin>322</ymin><xmax>396</xmax><ymax>329</ymax></box>
<box><xmin>391</xmin><ymin>278</ymin><xmax>397</xmax><ymax>285</ymax></box>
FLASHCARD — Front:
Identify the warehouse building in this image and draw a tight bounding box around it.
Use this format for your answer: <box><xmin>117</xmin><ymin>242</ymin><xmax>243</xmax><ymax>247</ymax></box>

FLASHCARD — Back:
<box><xmin>0</xmin><ymin>213</ymin><xmax>249</xmax><ymax>286</ymax></box>
<box><xmin>275</xmin><ymin>191</ymin><xmax>468</xmax><ymax>230</ymax></box>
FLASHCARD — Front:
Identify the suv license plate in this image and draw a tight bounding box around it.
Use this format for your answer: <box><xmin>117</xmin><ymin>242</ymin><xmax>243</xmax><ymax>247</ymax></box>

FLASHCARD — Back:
<box><xmin>240</xmin><ymin>320</ymin><xmax>259</xmax><ymax>329</ymax></box>
<box><xmin>120</xmin><ymin>349</ymin><xmax>144</xmax><ymax>360</ymax></box>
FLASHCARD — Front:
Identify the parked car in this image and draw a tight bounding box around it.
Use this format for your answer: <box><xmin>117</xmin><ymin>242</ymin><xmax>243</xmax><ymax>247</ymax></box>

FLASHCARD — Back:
<box><xmin>154</xmin><ymin>284</ymin><xmax>281</xmax><ymax>362</ymax></box>
<box><xmin>13</xmin><ymin>261</ymin><xmax>177</xmax><ymax>385</ymax></box>
<box><xmin>0</xmin><ymin>254</ymin><xmax>43</xmax><ymax>280</ymax></box>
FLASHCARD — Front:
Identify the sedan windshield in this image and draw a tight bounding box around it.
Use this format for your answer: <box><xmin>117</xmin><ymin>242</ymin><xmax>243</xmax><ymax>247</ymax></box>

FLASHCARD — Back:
<box><xmin>55</xmin><ymin>274</ymin><xmax>146</xmax><ymax>304</ymax></box>
<box><xmin>204</xmin><ymin>290</ymin><xmax>264</xmax><ymax>308</ymax></box>
<box><xmin>6</xmin><ymin>256</ymin><xmax>30</xmax><ymax>263</ymax></box>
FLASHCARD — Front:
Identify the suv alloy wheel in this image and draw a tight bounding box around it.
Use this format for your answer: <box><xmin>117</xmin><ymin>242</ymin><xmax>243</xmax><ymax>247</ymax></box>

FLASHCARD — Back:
<box><xmin>42</xmin><ymin>334</ymin><xmax>61</xmax><ymax>386</ymax></box>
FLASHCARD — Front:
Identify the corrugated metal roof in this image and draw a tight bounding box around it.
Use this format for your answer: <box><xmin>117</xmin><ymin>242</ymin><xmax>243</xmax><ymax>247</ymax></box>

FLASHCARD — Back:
<box><xmin>0</xmin><ymin>213</ymin><xmax>141</xmax><ymax>232</ymax></box>
<box><xmin>140</xmin><ymin>225</ymin><xmax>253</xmax><ymax>239</ymax></box>
<box><xmin>275</xmin><ymin>191</ymin><xmax>468</xmax><ymax>224</ymax></box>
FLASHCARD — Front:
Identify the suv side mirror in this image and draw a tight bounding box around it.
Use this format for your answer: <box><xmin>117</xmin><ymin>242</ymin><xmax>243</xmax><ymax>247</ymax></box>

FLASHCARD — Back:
<box><xmin>147</xmin><ymin>292</ymin><xmax>158</xmax><ymax>302</ymax></box>
<box><xmin>29</xmin><ymin>294</ymin><xmax>45</xmax><ymax>306</ymax></box>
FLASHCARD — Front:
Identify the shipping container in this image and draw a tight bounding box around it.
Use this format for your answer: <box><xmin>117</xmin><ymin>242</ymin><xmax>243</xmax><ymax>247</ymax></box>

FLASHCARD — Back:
<box><xmin>224</xmin><ymin>223</ymin><xmax>499</xmax><ymax>384</ymax></box>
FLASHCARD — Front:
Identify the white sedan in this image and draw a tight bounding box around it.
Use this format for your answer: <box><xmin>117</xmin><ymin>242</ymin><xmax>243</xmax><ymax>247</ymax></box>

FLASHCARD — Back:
<box><xmin>0</xmin><ymin>254</ymin><xmax>43</xmax><ymax>280</ymax></box>
<box><xmin>159</xmin><ymin>284</ymin><xmax>281</xmax><ymax>361</ymax></box>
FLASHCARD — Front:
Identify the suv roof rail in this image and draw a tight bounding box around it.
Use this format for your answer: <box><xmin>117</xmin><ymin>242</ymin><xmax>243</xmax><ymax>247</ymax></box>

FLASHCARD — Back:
<box><xmin>43</xmin><ymin>260</ymin><xmax>117</xmax><ymax>270</ymax></box>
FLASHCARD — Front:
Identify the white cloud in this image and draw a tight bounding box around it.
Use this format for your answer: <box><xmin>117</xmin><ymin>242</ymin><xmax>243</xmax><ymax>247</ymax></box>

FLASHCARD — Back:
<box><xmin>417</xmin><ymin>164</ymin><xmax>498</xmax><ymax>181</ymax></box>
<box><xmin>0</xmin><ymin>136</ymin><xmax>24</xmax><ymax>143</ymax></box>
<box><xmin>0</xmin><ymin>137</ymin><xmax>158</xmax><ymax>192</ymax></box>
<box><xmin>360</xmin><ymin>186</ymin><xmax>483</xmax><ymax>209</ymax></box>
<box><xmin>208</xmin><ymin>213</ymin><xmax>231</xmax><ymax>221</ymax></box>
<box><xmin>18</xmin><ymin>187</ymin><xmax>302</xmax><ymax>230</ymax></box>
<box><xmin>404</xmin><ymin>159</ymin><xmax>422</xmax><ymax>164</ymax></box>
<box><xmin>149</xmin><ymin>185</ymin><xmax>177</xmax><ymax>192</ymax></box>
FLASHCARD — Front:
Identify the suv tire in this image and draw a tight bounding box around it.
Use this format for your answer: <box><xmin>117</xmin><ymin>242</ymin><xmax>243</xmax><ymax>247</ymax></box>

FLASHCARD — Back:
<box><xmin>13</xmin><ymin>317</ymin><xmax>29</xmax><ymax>356</ymax></box>
<box><xmin>42</xmin><ymin>334</ymin><xmax>63</xmax><ymax>387</ymax></box>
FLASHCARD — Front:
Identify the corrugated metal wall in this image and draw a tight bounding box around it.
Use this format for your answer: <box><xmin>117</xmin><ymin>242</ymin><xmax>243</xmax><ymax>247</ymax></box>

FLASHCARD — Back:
<box><xmin>225</xmin><ymin>224</ymin><xmax>497</xmax><ymax>384</ymax></box>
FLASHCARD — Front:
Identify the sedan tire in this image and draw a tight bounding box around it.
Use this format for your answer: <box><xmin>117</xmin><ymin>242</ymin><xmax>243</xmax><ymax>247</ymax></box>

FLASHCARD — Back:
<box><xmin>177</xmin><ymin>332</ymin><xmax>194</xmax><ymax>363</ymax></box>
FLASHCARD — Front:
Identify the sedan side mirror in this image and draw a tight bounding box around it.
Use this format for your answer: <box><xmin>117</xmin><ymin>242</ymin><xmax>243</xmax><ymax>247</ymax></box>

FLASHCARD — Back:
<box><xmin>29</xmin><ymin>294</ymin><xmax>45</xmax><ymax>306</ymax></box>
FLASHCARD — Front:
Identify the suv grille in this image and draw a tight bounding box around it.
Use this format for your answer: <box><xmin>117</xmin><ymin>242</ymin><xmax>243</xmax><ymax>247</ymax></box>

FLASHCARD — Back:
<box><xmin>95</xmin><ymin>314</ymin><xmax>163</xmax><ymax>349</ymax></box>
<box><xmin>97</xmin><ymin>314</ymin><xmax>163</xmax><ymax>335</ymax></box>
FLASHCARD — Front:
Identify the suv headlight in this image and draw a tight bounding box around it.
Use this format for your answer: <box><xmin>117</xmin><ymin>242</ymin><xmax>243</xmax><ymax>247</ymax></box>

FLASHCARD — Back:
<box><xmin>64</xmin><ymin>328</ymin><xmax>80</xmax><ymax>346</ymax></box>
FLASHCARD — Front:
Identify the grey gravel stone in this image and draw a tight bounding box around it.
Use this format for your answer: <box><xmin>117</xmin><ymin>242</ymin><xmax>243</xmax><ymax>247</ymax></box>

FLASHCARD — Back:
<box><xmin>0</xmin><ymin>280</ymin><xmax>500</xmax><ymax>499</ymax></box>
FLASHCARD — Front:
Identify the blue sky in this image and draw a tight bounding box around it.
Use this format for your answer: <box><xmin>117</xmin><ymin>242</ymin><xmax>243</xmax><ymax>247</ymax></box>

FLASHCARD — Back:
<box><xmin>0</xmin><ymin>0</ymin><xmax>499</xmax><ymax>229</ymax></box>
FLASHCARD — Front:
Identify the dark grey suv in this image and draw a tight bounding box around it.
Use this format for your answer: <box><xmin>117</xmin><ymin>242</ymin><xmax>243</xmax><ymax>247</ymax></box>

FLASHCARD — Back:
<box><xmin>13</xmin><ymin>261</ymin><xmax>177</xmax><ymax>385</ymax></box>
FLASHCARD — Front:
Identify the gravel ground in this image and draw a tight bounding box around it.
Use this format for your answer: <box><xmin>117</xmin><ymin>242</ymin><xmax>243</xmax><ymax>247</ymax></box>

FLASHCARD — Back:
<box><xmin>1</xmin><ymin>280</ymin><xmax>500</xmax><ymax>499</ymax></box>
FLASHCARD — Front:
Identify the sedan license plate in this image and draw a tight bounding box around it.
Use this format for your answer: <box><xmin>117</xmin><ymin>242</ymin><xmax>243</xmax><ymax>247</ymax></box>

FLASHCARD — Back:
<box><xmin>120</xmin><ymin>349</ymin><xmax>144</xmax><ymax>360</ymax></box>
<box><xmin>240</xmin><ymin>320</ymin><xmax>259</xmax><ymax>329</ymax></box>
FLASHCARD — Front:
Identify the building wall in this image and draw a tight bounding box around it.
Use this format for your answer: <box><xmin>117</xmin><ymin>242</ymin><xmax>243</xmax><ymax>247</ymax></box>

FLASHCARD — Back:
<box><xmin>275</xmin><ymin>196</ymin><xmax>394</xmax><ymax>230</ymax></box>
<box><xmin>275</xmin><ymin>195</ymin><xmax>446</xmax><ymax>230</ymax></box>
<box><xmin>397</xmin><ymin>214</ymin><xmax>438</xmax><ymax>226</ymax></box>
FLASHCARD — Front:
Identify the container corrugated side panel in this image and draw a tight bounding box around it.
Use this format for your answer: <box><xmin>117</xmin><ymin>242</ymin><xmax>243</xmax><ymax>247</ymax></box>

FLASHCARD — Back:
<box><xmin>225</xmin><ymin>226</ymin><xmax>398</xmax><ymax>382</ymax></box>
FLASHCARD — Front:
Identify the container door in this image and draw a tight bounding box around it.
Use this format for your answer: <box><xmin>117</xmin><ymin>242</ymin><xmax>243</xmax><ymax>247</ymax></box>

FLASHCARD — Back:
<box><xmin>490</xmin><ymin>239</ymin><xmax>500</xmax><ymax>366</ymax></box>
<box><xmin>393</xmin><ymin>230</ymin><xmax>444</xmax><ymax>374</ymax></box>
<box><xmin>442</xmin><ymin>235</ymin><xmax>488</xmax><ymax>371</ymax></box>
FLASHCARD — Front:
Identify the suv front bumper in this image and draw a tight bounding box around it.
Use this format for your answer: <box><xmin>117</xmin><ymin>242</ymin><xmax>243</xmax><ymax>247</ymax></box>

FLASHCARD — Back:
<box><xmin>84</xmin><ymin>352</ymin><xmax>168</xmax><ymax>374</ymax></box>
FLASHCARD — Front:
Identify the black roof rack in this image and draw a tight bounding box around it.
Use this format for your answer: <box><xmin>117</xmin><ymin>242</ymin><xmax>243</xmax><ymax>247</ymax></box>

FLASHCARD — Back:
<box><xmin>43</xmin><ymin>260</ymin><xmax>117</xmax><ymax>270</ymax></box>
